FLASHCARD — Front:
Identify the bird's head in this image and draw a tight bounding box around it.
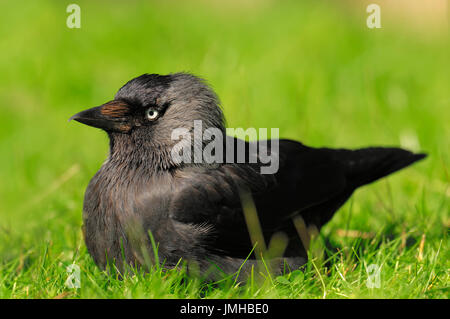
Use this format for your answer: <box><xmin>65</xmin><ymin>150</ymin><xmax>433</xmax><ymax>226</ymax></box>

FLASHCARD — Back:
<box><xmin>70</xmin><ymin>73</ymin><xmax>225</xmax><ymax>164</ymax></box>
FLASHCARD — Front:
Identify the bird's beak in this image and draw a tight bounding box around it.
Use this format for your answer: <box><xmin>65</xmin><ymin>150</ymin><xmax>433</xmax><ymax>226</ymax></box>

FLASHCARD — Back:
<box><xmin>69</xmin><ymin>100</ymin><xmax>132</xmax><ymax>133</ymax></box>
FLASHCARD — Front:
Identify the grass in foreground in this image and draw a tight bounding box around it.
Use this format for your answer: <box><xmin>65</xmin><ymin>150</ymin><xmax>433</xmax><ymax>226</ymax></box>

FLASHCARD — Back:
<box><xmin>0</xmin><ymin>213</ymin><xmax>447</xmax><ymax>298</ymax></box>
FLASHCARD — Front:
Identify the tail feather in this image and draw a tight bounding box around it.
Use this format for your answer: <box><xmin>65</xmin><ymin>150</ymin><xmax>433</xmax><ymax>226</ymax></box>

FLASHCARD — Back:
<box><xmin>331</xmin><ymin>147</ymin><xmax>426</xmax><ymax>188</ymax></box>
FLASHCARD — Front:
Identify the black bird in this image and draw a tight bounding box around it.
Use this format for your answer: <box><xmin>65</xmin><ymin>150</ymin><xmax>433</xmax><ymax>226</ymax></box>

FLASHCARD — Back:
<box><xmin>70</xmin><ymin>73</ymin><xmax>426</xmax><ymax>278</ymax></box>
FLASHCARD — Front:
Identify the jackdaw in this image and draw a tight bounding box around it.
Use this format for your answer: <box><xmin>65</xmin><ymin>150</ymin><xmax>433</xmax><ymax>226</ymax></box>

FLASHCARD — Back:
<box><xmin>70</xmin><ymin>73</ymin><xmax>426</xmax><ymax>278</ymax></box>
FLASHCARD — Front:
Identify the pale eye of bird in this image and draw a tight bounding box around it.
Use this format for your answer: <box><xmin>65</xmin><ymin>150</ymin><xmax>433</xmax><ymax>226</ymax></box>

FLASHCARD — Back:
<box><xmin>145</xmin><ymin>108</ymin><xmax>159</xmax><ymax>120</ymax></box>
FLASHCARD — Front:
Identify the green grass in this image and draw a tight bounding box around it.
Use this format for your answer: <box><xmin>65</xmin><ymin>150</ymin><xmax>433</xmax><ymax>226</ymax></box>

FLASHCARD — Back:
<box><xmin>0</xmin><ymin>0</ymin><xmax>448</xmax><ymax>299</ymax></box>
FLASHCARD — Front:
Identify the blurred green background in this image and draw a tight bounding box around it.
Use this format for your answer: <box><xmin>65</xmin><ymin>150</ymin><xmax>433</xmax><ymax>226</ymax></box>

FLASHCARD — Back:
<box><xmin>0</xmin><ymin>0</ymin><xmax>448</xmax><ymax>298</ymax></box>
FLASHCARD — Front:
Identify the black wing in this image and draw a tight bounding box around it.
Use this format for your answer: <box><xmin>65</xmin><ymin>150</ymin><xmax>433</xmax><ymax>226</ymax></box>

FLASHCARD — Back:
<box><xmin>168</xmin><ymin>137</ymin><xmax>425</xmax><ymax>258</ymax></box>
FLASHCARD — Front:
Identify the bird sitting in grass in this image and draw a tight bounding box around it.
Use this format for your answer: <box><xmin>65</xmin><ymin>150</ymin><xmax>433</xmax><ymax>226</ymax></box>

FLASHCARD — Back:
<box><xmin>70</xmin><ymin>73</ymin><xmax>426</xmax><ymax>279</ymax></box>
